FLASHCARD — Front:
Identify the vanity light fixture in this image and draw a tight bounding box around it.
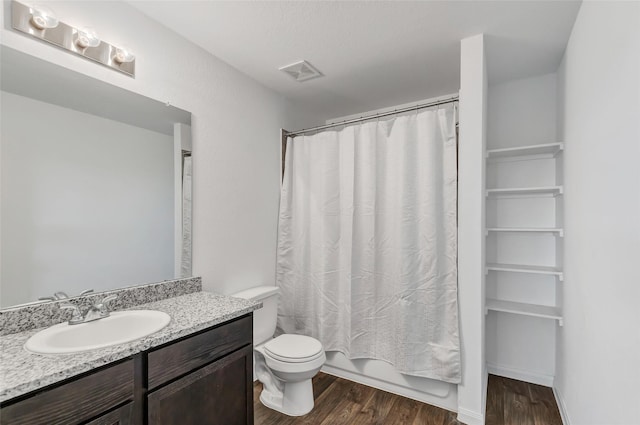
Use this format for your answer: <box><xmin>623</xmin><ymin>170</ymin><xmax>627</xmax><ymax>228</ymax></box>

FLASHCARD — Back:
<box><xmin>114</xmin><ymin>46</ymin><xmax>135</xmax><ymax>64</ymax></box>
<box><xmin>75</xmin><ymin>27</ymin><xmax>101</xmax><ymax>49</ymax></box>
<box><xmin>11</xmin><ymin>0</ymin><xmax>135</xmax><ymax>77</ymax></box>
<box><xmin>29</xmin><ymin>4</ymin><xmax>58</xmax><ymax>30</ymax></box>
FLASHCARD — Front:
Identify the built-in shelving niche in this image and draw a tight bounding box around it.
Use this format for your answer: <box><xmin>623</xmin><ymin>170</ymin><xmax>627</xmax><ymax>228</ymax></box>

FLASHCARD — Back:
<box><xmin>485</xmin><ymin>142</ymin><xmax>564</xmax><ymax>325</ymax></box>
<box><xmin>485</xmin><ymin>75</ymin><xmax>562</xmax><ymax>386</ymax></box>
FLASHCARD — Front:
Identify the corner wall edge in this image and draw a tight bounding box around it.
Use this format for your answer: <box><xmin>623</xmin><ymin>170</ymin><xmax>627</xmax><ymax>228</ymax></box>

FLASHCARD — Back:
<box><xmin>553</xmin><ymin>386</ymin><xmax>571</xmax><ymax>425</ymax></box>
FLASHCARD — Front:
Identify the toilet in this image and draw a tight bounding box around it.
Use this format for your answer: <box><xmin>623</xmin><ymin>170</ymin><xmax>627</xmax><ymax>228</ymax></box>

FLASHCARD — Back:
<box><xmin>233</xmin><ymin>286</ymin><xmax>326</xmax><ymax>417</ymax></box>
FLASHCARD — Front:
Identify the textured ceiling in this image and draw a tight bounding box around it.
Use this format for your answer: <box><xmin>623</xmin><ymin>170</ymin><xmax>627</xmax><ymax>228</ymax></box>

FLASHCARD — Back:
<box><xmin>130</xmin><ymin>1</ymin><xmax>581</xmax><ymax>119</ymax></box>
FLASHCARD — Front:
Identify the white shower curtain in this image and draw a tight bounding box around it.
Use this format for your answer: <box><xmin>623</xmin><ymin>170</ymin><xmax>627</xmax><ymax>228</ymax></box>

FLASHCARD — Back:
<box><xmin>276</xmin><ymin>106</ymin><xmax>460</xmax><ymax>383</ymax></box>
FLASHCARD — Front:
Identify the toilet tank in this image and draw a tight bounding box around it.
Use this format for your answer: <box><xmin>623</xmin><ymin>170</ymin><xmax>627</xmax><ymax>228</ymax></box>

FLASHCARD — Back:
<box><xmin>232</xmin><ymin>286</ymin><xmax>280</xmax><ymax>346</ymax></box>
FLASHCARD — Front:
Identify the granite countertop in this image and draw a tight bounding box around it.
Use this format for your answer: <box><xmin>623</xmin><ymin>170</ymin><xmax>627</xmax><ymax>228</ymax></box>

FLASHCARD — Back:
<box><xmin>0</xmin><ymin>291</ymin><xmax>260</xmax><ymax>402</ymax></box>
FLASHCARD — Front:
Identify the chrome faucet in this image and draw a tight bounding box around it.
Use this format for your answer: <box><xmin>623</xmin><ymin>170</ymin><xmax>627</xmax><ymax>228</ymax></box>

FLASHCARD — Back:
<box><xmin>60</xmin><ymin>294</ymin><xmax>118</xmax><ymax>325</ymax></box>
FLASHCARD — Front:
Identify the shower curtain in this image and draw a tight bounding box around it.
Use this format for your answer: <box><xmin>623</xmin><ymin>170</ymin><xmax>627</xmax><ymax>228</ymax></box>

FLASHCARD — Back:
<box><xmin>276</xmin><ymin>106</ymin><xmax>460</xmax><ymax>383</ymax></box>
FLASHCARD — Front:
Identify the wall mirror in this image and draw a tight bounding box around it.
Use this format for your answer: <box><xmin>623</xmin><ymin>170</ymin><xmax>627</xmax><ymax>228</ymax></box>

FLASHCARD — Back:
<box><xmin>0</xmin><ymin>45</ymin><xmax>193</xmax><ymax>309</ymax></box>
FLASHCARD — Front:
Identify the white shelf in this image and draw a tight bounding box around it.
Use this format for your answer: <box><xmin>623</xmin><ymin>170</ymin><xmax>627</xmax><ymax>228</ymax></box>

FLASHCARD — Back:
<box><xmin>486</xmin><ymin>143</ymin><xmax>563</xmax><ymax>161</ymax></box>
<box><xmin>486</xmin><ymin>227</ymin><xmax>563</xmax><ymax>237</ymax></box>
<box><xmin>486</xmin><ymin>298</ymin><xmax>563</xmax><ymax>326</ymax></box>
<box><xmin>486</xmin><ymin>185</ymin><xmax>563</xmax><ymax>198</ymax></box>
<box><xmin>485</xmin><ymin>262</ymin><xmax>564</xmax><ymax>281</ymax></box>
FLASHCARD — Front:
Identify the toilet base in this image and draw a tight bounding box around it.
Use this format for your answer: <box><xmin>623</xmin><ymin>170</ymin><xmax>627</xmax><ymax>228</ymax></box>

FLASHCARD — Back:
<box><xmin>254</xmin><ymin>344</ymin><xmax>324</xmax><ymax>417</ymax></box>
<box><xmin>259</xmin><ymin>378</ymin><xmax>314</xmax><ymax>417</ymax></box>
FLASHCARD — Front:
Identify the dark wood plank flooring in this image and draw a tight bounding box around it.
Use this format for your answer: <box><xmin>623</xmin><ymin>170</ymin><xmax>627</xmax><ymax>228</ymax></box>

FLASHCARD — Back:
<box><xmin>254</xmin><ymin>373</ymin><xmax>562</xmax><ymax>425</ymax></box>
<box><xmin>485</xmin><ymin>375</ymin><xmax>563</xmax><ymax>425</ymax></box>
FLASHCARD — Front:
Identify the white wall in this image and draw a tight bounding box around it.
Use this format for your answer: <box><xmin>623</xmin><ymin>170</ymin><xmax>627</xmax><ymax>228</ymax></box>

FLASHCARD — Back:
<box><xmin>457</xmin><ymin>33</ymin><xmax>487</xmax><ymax>425</ymax></box>
<box><xmin>0</xmin><ymin>1</ymin><xmax>320</xmax><ymax>296</ymax></box>
<box><xmin>1</xmin><ymin>91</ymin><xmax>174</xmax><ymax>306</ymax></box>
<box><xmin>555</xmin><ymin>1</ymin><xmax>640</xmax><ymax>424</ymax></box>
<box><xmin>485</xmin><ymin>73</ymin><xmax>559</xmax><ymax>386</ymax></box>
<box><xmin>487</xmin><ymin>74</ymin><xmax>557</xmax><ymax>150</ymax></box>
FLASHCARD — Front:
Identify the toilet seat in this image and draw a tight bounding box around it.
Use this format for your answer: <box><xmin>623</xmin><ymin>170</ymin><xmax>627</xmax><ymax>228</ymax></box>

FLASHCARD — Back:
<box><xmin>264</xmin><ymin>334</ymin><xmax>323</xmax><ymax>363</ymax></box>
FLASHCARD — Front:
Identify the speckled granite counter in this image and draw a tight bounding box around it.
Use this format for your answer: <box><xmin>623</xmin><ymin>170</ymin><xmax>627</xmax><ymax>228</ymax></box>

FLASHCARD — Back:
<box><xmin>0</xmin><ymin>292</ymin><xmax>260</xmax><ymax>402</ymax></box>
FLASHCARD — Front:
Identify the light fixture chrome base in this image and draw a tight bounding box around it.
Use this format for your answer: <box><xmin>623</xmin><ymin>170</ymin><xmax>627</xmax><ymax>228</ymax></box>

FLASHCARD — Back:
<box><xmin>11</xmin><ymin>1</ymin><xmax>135</xmax><ymax>77</ymax></box>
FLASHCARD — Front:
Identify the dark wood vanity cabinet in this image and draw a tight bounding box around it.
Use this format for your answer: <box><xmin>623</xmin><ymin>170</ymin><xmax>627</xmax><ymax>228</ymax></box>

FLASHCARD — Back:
<box><xmin>0</xmin><ymin>314</ymin><xmax>253</xmax><ymax>425</ymax></box>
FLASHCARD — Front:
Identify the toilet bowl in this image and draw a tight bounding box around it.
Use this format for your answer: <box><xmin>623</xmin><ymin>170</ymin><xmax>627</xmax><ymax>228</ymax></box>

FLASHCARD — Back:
<box><xmin>255</xmin><ymin>334</ymin><xmax>326</xmax><ymax>416</ymax></box>
<box><xmin>233</xmin><ymin>286</ymin><xmax>326</xmax><ymax>416</ymax></box>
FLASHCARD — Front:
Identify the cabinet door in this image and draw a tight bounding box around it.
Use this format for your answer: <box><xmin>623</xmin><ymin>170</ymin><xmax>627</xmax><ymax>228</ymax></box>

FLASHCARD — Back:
<box><xmin>148</xmin><ymin>345</ymin><xmax>253</xmax><ymax>425</ymax></box>
<box><xmin>84</xmin><ymin>403</ymin><xmax>133</xmax><ymax>425</ymax></box>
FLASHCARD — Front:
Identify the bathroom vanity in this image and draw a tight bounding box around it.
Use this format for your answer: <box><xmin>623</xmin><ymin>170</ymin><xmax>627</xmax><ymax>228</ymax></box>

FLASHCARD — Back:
<box><xmin>0</xmin><ymin>287</ymin><xmax>259</xmax><ymax>425</ymax></box>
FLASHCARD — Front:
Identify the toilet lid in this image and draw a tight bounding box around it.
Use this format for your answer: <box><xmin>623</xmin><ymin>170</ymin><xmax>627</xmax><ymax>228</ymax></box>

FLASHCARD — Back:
<box><xmin>264</xmin><ymin>334</ymin><xmax>323</xmax><ymax>363</ymax></box>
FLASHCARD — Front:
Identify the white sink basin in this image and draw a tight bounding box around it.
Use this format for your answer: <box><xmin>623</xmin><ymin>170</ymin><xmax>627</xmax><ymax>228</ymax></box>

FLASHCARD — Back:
<box><xmin>25</xmin><ymin>310</ymin><xmax>171</xmax><ymax>354</ymax></box>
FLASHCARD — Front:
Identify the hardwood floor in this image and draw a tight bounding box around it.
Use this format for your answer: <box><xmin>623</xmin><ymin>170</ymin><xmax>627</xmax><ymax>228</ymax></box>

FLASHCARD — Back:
<box><xmin>254</xmin><ymin>373</ymin><xmax>562</xmax><ymax>425</ymax></box>
<box><xmin>485</xmin><ymin>375</ymin><xmax>563</xmax><ymax>425</ymax></box>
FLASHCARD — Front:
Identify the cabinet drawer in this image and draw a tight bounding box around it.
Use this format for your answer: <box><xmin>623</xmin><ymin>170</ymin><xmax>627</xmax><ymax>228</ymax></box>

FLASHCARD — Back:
<box><xmin>0</xmin><ymin>359</ymin><xmax>134</xmax><ymax>425</ymax></box>
<box><xmin>147</xmin><ymin>315</ymin><xmax>252</xmax><ymax>390</ymax></box>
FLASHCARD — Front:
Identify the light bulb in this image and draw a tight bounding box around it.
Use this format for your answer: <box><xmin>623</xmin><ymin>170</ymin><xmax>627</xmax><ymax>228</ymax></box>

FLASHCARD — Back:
<box><xmin>113</xmin><ymin>47</ymin><xmax>135</xmax><ymax>64</ymax></box>
<box><xmin>30</xmin><ymin>4</ymin><xmax>59</xmax><ymax>30</ymax></box>
<box><xmin>76</xmin><ymin>27</ymin><xmax>100</xmax><ymax>48</ymax></box>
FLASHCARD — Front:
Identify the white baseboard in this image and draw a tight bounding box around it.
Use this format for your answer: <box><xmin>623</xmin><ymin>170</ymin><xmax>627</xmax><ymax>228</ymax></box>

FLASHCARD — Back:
<box><xmin>321</xmin><ymin>364</ymin><xmax>457</xmax><ymax>413</ymax></box>
<box><xmin>457</xmin><ymin>407</ymin><xmax>485</xmax><ymax>425</ymax></box>
<box><xmin>553</xmin><ymin>386</ymin><xmax>571</xmax><ymax>425</ymax></box>
<box><xmin>487</xmin><ymin>363</ymin><xmax>554</xmax><ymax>387</ymax></box>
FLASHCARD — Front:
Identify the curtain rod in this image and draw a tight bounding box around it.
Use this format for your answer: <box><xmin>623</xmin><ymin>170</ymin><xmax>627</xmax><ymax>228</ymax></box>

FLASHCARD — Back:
<box><xmin>285</xmin><ymin>95</ymin><xmax>459</xmax><ymax>137</ymax></box>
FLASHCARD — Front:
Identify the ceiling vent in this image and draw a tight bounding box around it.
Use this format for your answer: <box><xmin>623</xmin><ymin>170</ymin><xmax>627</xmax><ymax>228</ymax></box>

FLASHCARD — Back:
<box><xmin>279</xmin><ymin>60</ymin><xmax>323</xmax><ymax>82</ymax></box>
